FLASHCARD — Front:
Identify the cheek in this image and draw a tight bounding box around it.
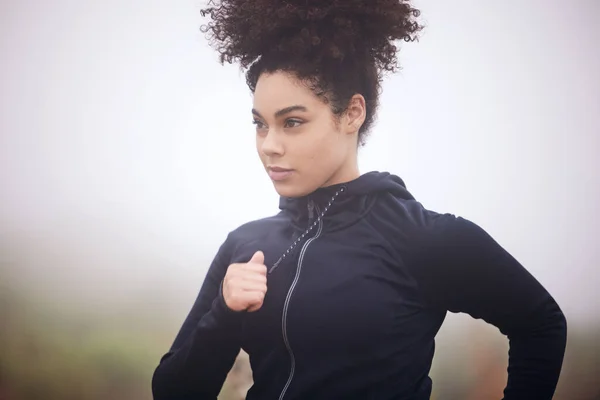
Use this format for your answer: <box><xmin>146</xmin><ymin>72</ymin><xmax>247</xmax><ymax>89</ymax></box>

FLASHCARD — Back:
<box><xmin>303</xmin><ymin>131</ymin><xmax>344</xmax><ymax>168</ymax></box>
<box><xmin>255</xmin><ymin>137</ymin><xmax>265</xmax><ymax>162</ymax></box>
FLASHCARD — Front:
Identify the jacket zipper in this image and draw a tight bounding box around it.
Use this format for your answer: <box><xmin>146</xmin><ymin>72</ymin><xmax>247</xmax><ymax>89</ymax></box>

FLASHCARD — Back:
<box><xmin>269</xmin><ymin>187</ymin><xmax>345</xmax><ymax>274</ymax></box>
<box><xmin>278</xmin><ymin>202</ymin><xmax>323</xmax><ymax>400</ymax></box>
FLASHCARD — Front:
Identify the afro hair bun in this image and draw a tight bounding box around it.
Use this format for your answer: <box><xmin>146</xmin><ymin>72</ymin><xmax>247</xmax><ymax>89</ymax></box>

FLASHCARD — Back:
<box><xmin>200</xmin><ymin>0</ymin><xmax>423</xmax><ymax>73</ymax></box>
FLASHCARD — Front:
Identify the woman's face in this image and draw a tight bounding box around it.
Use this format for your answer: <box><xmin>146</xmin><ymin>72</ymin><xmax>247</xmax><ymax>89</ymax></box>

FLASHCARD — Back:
<box><xmin>252</xmin><ymin>71</ymin><xmax>363</xmax><ymax>198</ymax></box>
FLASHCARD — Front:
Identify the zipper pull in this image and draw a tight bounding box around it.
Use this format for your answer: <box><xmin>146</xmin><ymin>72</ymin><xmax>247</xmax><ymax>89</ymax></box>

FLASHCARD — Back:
<box><xmin>307</xmin><ymin>200</ymin><xmax>314</xmax><ymax>222</ymax></box>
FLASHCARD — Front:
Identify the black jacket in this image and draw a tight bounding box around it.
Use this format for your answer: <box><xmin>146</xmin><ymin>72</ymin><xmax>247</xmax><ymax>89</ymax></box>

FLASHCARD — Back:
<box><xmin>152</xmin><ymin>171</ymin><xmax>567</xmax><ymax>400</ymax></box>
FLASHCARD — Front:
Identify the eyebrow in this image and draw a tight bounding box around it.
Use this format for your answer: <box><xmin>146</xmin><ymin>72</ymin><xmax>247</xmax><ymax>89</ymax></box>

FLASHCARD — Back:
<box><xmin>252</xmin><ymin>105</ymin><xmax>308</xmax><ymax>119</ymax></box>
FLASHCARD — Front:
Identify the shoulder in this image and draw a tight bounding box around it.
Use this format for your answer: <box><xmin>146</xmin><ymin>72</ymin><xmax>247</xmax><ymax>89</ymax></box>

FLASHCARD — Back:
<box><xmin>370</xmin><ymin>192</ymin><xmax>462</xmax><ymax>235</ymax></box>
<box><xmin>369</xmin><ymin>192</ymin><xmax>487</xmax><ymax>255</ymax></box>
<box><xmin>408</xmin><ymin>205</ymin><xmax>483</xmax><ymax>253</ymax></box>
<box><xmin>400</xmin><ymin>204</ymin><xmax>502</xmax><ymax>271</ymax></box>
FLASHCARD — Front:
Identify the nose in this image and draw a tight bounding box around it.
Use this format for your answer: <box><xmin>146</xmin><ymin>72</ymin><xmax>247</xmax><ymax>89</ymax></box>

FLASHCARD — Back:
<box><xmin>259</xmin><ymin>129</ymin><xmax>284</xmax><ymax>157</ymax></box>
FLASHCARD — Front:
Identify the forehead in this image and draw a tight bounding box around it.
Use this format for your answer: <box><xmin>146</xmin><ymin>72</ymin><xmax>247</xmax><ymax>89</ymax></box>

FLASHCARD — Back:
<box><xmin>253</xmin><ymin>71</ymin><xmax>323</xmax><ymax>113</ymax></box>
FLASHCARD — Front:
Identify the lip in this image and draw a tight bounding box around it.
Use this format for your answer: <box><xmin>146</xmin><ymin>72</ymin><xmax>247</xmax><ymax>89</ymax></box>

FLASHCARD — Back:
<box><xmin>267</xmin><ymin>166</ymin><xmax>293</xmax><ymax>181</ymax></box>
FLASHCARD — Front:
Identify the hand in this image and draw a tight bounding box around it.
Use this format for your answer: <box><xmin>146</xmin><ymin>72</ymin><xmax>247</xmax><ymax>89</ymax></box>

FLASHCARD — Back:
<box><xmin>223</xmin><ymin>251</ymin><xmax>268</xmax><ymax>312</ymax></box>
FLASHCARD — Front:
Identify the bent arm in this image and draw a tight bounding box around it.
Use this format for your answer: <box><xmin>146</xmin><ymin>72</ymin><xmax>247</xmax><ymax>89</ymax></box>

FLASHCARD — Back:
<box><xmin>152</xmin><ymin>241</ymin><xmax>243</xmax><ymax>400</ymax></box>
<box><xmin>413</xmin><ymin>215</ymin><xmax>567</xmax><ymax>400</ymax></box>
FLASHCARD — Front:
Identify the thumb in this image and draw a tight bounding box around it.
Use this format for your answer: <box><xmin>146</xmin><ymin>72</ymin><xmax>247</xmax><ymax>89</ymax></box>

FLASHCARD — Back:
<box><xmin>249</xmin><ymin>250</ymin><xmax>264</xmax><ymax>265</ymax></box>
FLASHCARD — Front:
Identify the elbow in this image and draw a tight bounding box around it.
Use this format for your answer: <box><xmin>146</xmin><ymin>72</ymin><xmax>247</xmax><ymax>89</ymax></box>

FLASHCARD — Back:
<box><xmin>542</xmin><ymin>304</ymin><xmax>568</xmax><ymax>371</ymax></box>
<box><xmin>538</xmin><ymin>298</ymin><xmax>568</xmax><ymax>347</ymax></box>
<box><xmin>555</xmin><ymin>305</ymin><xmax>568</xmax><ymax>344</ymax></box>
<box><xmin>510</xmin><ymin>297</ymin><xmax>568</xmax><ymax>345</ymax></box>
<box><xmin>151</xmin><ymin>362</ymin><xmax>169</xmax><ymax>400</ymax></box>
<box><xmin>151</xmin><ymin>354</ymin><xmax>180</xmax><ymax>400</ymax></box>
<box><xmin>532</xmin><ymin>298</ymin><xmax>568</xmax><ymax>357</ymax></box>
<box><xmin>547</xmin><ymin>297</ymin><xmax>567</xmax><ymax>340</ymax></box>
<box><xmin>151</xmin><ymin>355</ymin><xmax>218</xmax><ymax>400</ymax></box>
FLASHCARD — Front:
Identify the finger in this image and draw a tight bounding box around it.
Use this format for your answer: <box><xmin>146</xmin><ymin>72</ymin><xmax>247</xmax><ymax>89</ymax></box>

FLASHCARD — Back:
<box><xmin>241</xmin><ymin>269</ymin><xmax>268</xmax><ymax>283</ymax></box>
<box><xmin>249</xmin><ymin>251</ymin><xmax>264</xmax><ymax>265</ymax></box>
<box><xmin>246</xmin><ymin>293</ymin><xmax>265</xmax><ymax>312</ymax></box>
<box><xmin>225</xmin><ymin>271</ymin><xmax>267</xmax><ymax>286</ymax></box>
<box><xmin>227</xmin><ymin>290</ymin><xmax>264</xmax><ymax>306</ymax></box>
<box><xmin>247</xmin><ymin>303</ymin><xmax>263</xmax><ymax>312</ymax></box>
<box><xmin>239</xmin><ymin>282</ymin><xmax>267</xmax><ymax>293</ymax></box>
<box><xmin>243</xmin><ymin>263</ymin><xmax>268</xmax><ymax>275</ymax></box>
<box><xmin>226</xmin><ymin>264</ymin><xmax>266</xmax><ymax>281</ymax></box>
<box><xmin>238</xmin><ymin>276</ymin><xmax>267</xmax><ymax>289</ymax></box>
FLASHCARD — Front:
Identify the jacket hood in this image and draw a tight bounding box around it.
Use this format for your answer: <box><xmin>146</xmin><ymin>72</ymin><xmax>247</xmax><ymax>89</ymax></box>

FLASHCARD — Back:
<box><xmin>268</xmin><ymin>171</ymin><xmax>415</xmax><ymax>273</ymax></box>
<box><xmin>279</xmin><ymin>171</ymin><xmax>415</xmax><ymax>218</ymax></box>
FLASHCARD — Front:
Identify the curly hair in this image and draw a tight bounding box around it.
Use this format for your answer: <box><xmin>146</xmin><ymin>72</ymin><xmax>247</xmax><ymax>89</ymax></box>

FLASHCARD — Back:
<box><xmin>200</xmin><ymin>0</ymin><xmax>423</xmax><ymax>144</ymax></box>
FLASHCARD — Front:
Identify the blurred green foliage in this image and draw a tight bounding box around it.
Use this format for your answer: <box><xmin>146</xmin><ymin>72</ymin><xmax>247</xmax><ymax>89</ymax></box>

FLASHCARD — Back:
<box><xmin>1</xmin><ymin>282</ymin><xmax>598</xmax><ymax>400</ymax></box>
<box><xmin>1</xmin><ymin>289</ymin><xmax>159</xmax><ymax>400</ymax></box>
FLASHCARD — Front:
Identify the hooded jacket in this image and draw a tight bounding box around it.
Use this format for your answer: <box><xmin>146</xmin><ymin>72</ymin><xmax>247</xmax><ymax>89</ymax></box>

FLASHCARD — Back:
<box><xmin>152</xmin><ymin>171</ymin><xmax>567</xmax><ymax>400</ymax></box>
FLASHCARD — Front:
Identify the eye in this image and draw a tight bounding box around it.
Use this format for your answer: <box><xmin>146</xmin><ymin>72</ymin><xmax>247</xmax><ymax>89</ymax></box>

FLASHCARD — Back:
<box><xmin>252</xmin><ymin>119</ymin><xmax>266</xmax><ymax>130</ymax></box>
<box><xmin>284</xmin><ymin>119</ymin><xmax>303</xmax><ymax>128</ymax></box>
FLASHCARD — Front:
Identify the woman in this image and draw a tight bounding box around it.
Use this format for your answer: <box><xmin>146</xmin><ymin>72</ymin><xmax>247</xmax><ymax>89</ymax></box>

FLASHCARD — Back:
<box><xmin>152</xmin><ymin>1</ymin><xmax>567</xmax><ymax>399</ymax></box>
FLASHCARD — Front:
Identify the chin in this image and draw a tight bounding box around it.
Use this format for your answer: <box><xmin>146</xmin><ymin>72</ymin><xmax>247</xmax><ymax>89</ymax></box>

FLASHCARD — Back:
<box><xmin>271</xmin><ymin>180</ymin><xmax>312</xmax><ymax>198</ymax></box>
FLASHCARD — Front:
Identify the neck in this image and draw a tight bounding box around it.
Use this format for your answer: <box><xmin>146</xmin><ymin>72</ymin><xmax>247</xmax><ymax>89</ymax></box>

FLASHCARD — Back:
<box><xmin>322</xmin><ymin>156</ymin><xmax>360</xmax><ymax>188</ymax></box>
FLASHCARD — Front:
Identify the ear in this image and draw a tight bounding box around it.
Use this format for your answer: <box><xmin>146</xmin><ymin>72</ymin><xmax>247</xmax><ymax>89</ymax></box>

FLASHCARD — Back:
<box><xmin>343</xmin><ymin>94</ymin><xmax>367</xmax><ymax>134</ymax></box>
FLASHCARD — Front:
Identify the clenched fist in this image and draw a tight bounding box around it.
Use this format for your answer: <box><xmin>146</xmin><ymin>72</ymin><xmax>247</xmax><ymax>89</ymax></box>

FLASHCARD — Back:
<box><xmin>223</xmin><ymin>251</ymin><xmax>268</xmax><ymax>312</ymax></box>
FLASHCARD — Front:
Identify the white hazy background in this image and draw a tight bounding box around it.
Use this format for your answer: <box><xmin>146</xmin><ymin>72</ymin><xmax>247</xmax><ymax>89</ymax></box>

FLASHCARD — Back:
<box><xmin>1</xmin><ymin>0</ymin><xmax>599</xmax><ymax>399</ymax></box>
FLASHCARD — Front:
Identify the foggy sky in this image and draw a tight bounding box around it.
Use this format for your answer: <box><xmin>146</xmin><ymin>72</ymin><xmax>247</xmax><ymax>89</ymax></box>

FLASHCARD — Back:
<box><xmin>0</xmin><ymin>1</ymin><xmax>598</xmax><ymax>325</ymax></box>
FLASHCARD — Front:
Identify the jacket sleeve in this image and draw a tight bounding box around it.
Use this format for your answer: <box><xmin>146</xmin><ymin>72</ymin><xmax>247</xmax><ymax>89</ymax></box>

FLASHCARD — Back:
<box><xmin>412</xmin><ymin>214</ymin><xmax>567</xmax><ymax>400</ymax></box>
<box><xmin>152</xmin><ymin>237</ymin><xmax>244</xmax><ymax>400</ymax></box>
